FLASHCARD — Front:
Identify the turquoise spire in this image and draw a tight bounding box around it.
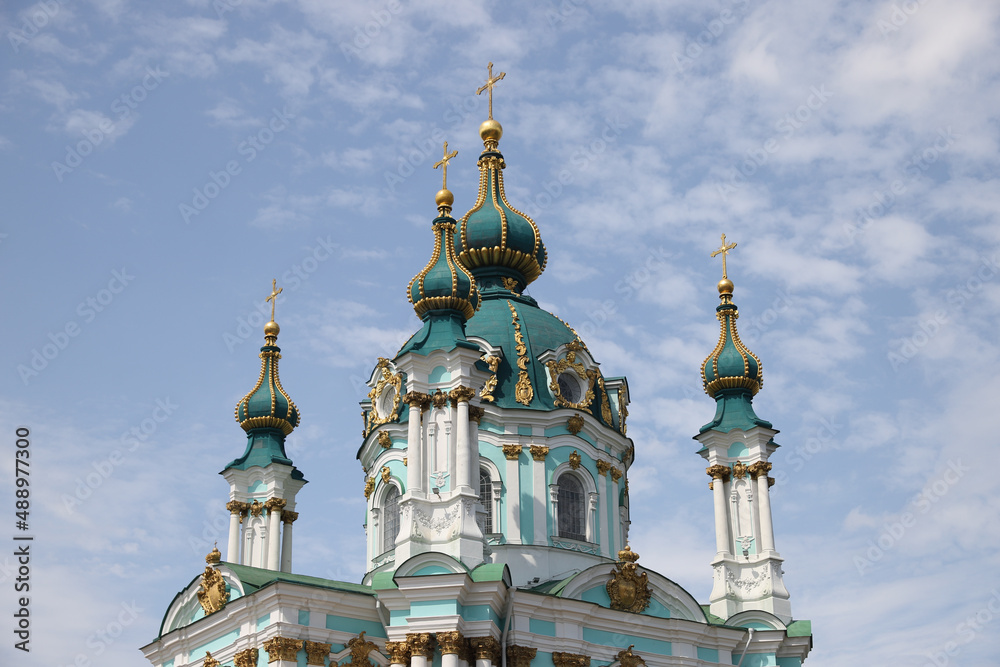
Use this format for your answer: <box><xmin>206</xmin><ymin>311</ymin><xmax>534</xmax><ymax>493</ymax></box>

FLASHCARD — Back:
<box><xmin>455</xmin><ymin>118</ymin><xmax>547</xmax><ymax>294</ymax></box>
<box><xmin>227</xmin><ymin>298</ymin><xmax>304</xmax><ymax>477</ymax></box>
<box><xmin>399</xmin><ymin>169</ymin><xmax>482</xmax><ymax>356</ymax></box>
<box><xmin>699</xmin><ymin>238</ymin><xmax>771</xmax><ymax>433</ymax></box>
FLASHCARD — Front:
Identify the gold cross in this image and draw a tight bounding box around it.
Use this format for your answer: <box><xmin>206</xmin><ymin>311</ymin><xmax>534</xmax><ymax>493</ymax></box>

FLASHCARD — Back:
<box><xmin>266</xmin><ymin>278</ymin><xmax>283</xmax><ymax>321</ymax></box>
<box><xmin>476</xmin><ymin>62</ymin><xmax>506</xmax><ymax>120</ymax></box>
<box><xmin>433</xmin><ymin>141</ymin><xmax>458</xmax><ymax>189</ymax></box>
<box><xmin>710</xmin><ymin>233</ymin><xmax>737</xmax><ymax>279</ymax></box>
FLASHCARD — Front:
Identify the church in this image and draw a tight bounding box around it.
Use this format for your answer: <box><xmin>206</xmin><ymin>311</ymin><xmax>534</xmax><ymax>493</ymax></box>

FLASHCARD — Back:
<box><xmin>141</xmin><ymin>66</ymin><xmax>813</xmax><ymax>667</ymax></box>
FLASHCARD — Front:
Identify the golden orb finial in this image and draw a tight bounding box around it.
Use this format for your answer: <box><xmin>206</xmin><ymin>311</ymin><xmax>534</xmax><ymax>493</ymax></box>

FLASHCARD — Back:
<box><xmin>717</xmin><ymin>278</ymin><xmax>734</xmax><ymax>295</ymax></box>
<box><xmin>479</xmin><ymin>118</ymin><xmax>503</xmax><ymax>147</ymax></box>
<box><xmin>435</xmin><ymin>188</ymin><xmax>454</xmax><ymax>208</ymax></box>
<box><xmin>206</xmin><ymin>544</ymin><xmax>222</xmax><ymax>564</ymax></box>
<box><xmin>264</xmin><ymin>320</ymin><xmax>280</xmax><ymax>337</ymax></box>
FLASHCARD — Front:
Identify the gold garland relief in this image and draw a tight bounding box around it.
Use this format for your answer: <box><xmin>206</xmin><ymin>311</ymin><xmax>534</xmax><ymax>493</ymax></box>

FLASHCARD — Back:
<box><xmin>480</xmin><ymin>354</ymin><xmax>500</xmax><ymax>403</ymax></box>
<box><xmin>508</xmin><ymin>301</ymin><xmax>533</xmax><ymax>405</ymax></box>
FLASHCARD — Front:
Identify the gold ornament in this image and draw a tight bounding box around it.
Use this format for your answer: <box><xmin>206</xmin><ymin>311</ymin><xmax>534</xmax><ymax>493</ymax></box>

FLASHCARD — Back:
<box><xmin>706</xmin><ymin>464</ymin><xmax>731</xmax><ymax>482</ymax></box>
<box><xmin>515</xmin><ymin>371</ymin><xmax>534</xmax><ymax>405</ymax></box>
<box><xmin>598</xmin><ymin>376</ymin><xmax>613</xmax><ymax>425</ymax></box>
<box><xmin>347</xmin><ymin>631</ymin><xmax>380</xmax><ymax>667</ymax></box>
<box><xmin>264</xmin><ymin>497</ymin><xmax>286</xmax><ymax>513</ymax></box>
<box><xmin>204</xmin><ymin>652</ymin><xmax>221</xmax><ymax>667</ymax></box>
<box><xmin>367</xmin><ymin>358</ymin><xmax>403</xmax><ymax>432</ymax></box>
<box><xmin>618</xmin><ymin>390</ymin><xmax>628</xmax><ymax>435</ymax></box>
<box><xmin>281</xmin><ymin>510</ymin><xmax>299</xmax><ymax>524</ymax></box>
<box><xmin>385</xmin><ymin>641</ymin><xmax>411</xmax><ymax>665</ymax></box>
<box><xmin>615</xmin><ymin>646</ymin><xmax>646</xmax><ymax>667</ymax></box>
<box><xmin>469</xmin><ymin>406</ymin><xmax>485</xmax><ymax>423</ymax></box>
<box><xmin>508</xmin><ymin>301</ymin><xmax>534</xmax><ymax>405</ymax></box>
<box><xmin>610</xmin><ymin>467</ymin><xmax>622</xmax><ymax>483</ymax></box>
<box><xmin>470</xmin><ymin>637</ymin><xmax>500</xmax><ymax>663</ymax></box>
<box><xmin>431</xmin><ymin>390</ymin><xmax>449</xmax><ymax>409</ymax></box>
<box><xmin>449</xmin><ymin>386</ymin><xmax>476</xmax><ymax>405</ymax></box>
<box><xmin>732</xmin><ymin>460</ymin><xmax>747</xmax><ymax>479</ymax></box>
<box><xmin>567</xmin><ymin>413</ymin><xmax>584</xmax><ymax>434</ymax></box>
<box><xmin>381</xmin><ymin>466</ymin><xmax>392</xmax><ymax>484</ymax></box>
<box><xmin>596</xmin><ymin>460</ymin><xmax>611</xmax><ymax>476</ymax></box>
<box><xmin>196</xmin><ymin>566</ymin><xmax>229</xmax><ymax>615</ymax></box>
<box><xmin>748</xmin><ymin>460</ymin><xmax>772</xmax><ymax>479</ymax></box>
<box><xmin>378</xmin><ymin>431</ymin><xmax>392</xmax><ymax>449</ymax></box>
<box><xmin>476</xmin><ymin>61</ymin><xmax>506</xmax><ymax>121</ymax></box>
<box><xmin>438</xmin><ymin>631</ymin><xmax>465</xmax><ymax>655</ymax></box>
<box><xmin>606</xmin><ymin>546</ymin><xmax>651</xmax><ymax>613</ymax></box>
<box><xmin>364</xmin><ymin>477</ymin><xmax>375</xmax><ymax>499</ymax></box>
<box><xmin>406</xmin><ymin>633</ymin><xmax>435</xmax><ymax>658</ymax></box>
<box><xmin>569</xmin><ymin>450</ymin><xmax>581</xmax><ymax>470</ymax></box>
<box><xmin>546</xmin><ymin>346</ymin><xmax>597</xmax><ymax>413</ymax></box>
<box><xmin>205</xmin><ymin>545</ymin><xmax>221</xmax><ymax>564</ymax></box>
<box><xmin>249</xmin><ymin>499</ymin><xmax>264</xmax><ymax>516</ymax></box>
<box><xmin>480</xmin><ymin>355</ymin><xmax>501</xmax><ymax>403</ymax></box>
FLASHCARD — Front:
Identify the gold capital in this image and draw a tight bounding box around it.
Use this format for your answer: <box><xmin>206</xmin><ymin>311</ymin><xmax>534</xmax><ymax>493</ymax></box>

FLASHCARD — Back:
<box><xmin>266</xmin><ymin>278</ymin><xmax>283</xmax><ymax>322</ymax></box>
<box><xmin>710</xmin><ymin>233</ymin><xmax>737</xmax><ymax>280</ymax></box>
<box><xmin>553</xmin><ymin>653</ymin><xmax>590</xmax><ymax>667</ymax></box>
<box><xmin>235</xmin><ymin>648</ymin><xmax>259</xmax><ymax>667</ymax></box>
<box><xmin>406</xmin><ymin>633</ymin><xmax>435</xmax><ymax>658</ymax></box>
<box><xmin>706</xmin><ymin>464</ymin><xmax>731</xmax><ymax>481</ymax></box>
<box><xmin>748</xmin><ymin>460</ymin><xmax>772</xmax><ymax>479</ymax></box>
<box><xmin>469</xmin><ymin>405</ymin><xmax>485</xmax><ymax>423</ymax></box>
<box><xmin>385</xmin><ymin>641</ymin><xmax>411</xmax><ymax>665</ymax></box>
<box><xmin>305</xmin><ymin>641</ymin><xmax>332</xmax><ymax>666</ymax></box>
<box><xmin>477</xmin><ymin>62</ymin><xmax>506</xmax><ymax>120</ymax></box>
<box><xmin>281</xmin><ymin>510</ymin><xmax>299</xmax><ymax>524</ymax></box>
<box><xmin>470</xmin><ymin>636</ymin><xmax>500</xmax><ymax>662</ymax></box>
<box><xmin>264</xmin><ymin>636</ymin><xmax>303</xmax><ymax>662</ymax></box>
<box><xmin>449</xmin><ymin>386</ymin><xmax>476</xmax><ymax>405</ymax></box>
<box><xmin>264</xmin><ymin>497</ymin><xmax>286</xmax><ymax>513</ymax></box>
<box><xmin>438</xmin><ymin>630</ymin><xmax>465</xmax><ymax>655</ymax></box>
<box><xmin>502</xmin><ymin>444</ymin><xmax>522</xmax><ymax>460</ymax></box>
<box><xmin>347</xmin><ymin>631</ymin><xmax>379</xmax><ymax>666</ymax></box>
<box><xmin>506</xmin><ymin>645</ymin><xmax>537</xmax><ymax>667</ymax></box>
<box><xmin>596</xmin><ymin>460</ymin><xmax>611</xmax><ymax>476</ymax></box>
<box><xmin>530</xmin><ymin>445</ymin><xmax>549</xmax><ymax>461</ymax></box>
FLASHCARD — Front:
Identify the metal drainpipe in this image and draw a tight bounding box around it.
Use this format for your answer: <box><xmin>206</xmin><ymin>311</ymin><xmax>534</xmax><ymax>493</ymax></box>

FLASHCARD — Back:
<box><xmin>500</xmin><ymin>588</ymin><xmax>515</xmax><ymax>667</ymax></box>
<box><xmin>735</xmin><ymin>628</ymin><xmax>755</xmax><ymax>666</ymax></box>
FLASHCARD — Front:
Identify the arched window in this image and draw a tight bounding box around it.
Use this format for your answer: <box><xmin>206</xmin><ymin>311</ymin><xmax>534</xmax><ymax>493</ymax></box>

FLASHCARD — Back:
<box><xmin>382</xmin><ymin>486</ymin><xmax>400</xmax><ymax>554</ymax></box>
<box><xmin>479</xmin><ymin>469</ymin><xmax>493</xmax><ymax>533</ymax></box>
<box><xmin>557</xmin><ymin>474</ymin><xmax>586</xmax><ymax>541</ymax></box>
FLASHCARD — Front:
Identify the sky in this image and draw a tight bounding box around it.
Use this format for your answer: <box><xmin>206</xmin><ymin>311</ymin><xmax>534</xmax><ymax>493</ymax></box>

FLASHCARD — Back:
<box><xmin>1</xmin><ymin>0</ymin><xmax>999</xmax><ymax>665</ymax></box>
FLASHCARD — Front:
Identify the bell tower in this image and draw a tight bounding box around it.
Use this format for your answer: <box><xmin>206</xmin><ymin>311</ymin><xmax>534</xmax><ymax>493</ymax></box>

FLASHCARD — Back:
<box><xmin>694</xmin><ymin>235</ymin><xmax>791</xmax><ymax>623</ymax></box>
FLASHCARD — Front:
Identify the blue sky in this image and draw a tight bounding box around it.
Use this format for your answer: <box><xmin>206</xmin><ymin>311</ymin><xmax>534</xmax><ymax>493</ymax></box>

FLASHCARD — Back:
<box><xmin>2</xmin><ymin>0</ymin><xmax>999</xmax><ymax>665</ymax></box>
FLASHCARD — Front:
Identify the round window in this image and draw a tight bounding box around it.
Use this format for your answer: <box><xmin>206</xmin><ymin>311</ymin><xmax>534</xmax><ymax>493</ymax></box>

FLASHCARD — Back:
<box><xmin>558</xmin><ymin>373</ymin><xmax>581</xmax><ymax>404</ymax></box>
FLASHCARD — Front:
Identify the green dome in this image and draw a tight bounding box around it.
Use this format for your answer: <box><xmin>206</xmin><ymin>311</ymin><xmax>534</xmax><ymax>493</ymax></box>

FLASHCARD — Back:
<box><xmin>408</xmin><ymin>213</ymin><xmax>479</xmax><ymax>321</ymax></box>
<box><xmin>700</xmin><ymin>287</ymin><xmax>762</xmax><ymax>398</ymax></box>
<box><xmin>235</xmin><ymin>329</ymin><xmax>300</xmax><ymax>435</ymax></box>
<box><xmin>456</xmin><ymin>137</ymin><xmax>547</xmax><ymax>289</ymax></box>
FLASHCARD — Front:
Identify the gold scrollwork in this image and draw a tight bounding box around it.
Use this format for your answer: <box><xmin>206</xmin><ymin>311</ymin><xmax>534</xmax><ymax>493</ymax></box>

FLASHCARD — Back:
<box><xmin>431</xmin><ymin>390</ymin><xmax>449</xmax><ymax>409</ymax></box>
<box><xmin>203</xmin><ymin>652</ymin><xmax>221</xmax><ymax>667</ymax></box>
<box><xmin>196</xmin><ymin>566</ymin><xmax>229</xmax><ymax>615</ymax></box>
<box><xmin>367</xmin><ymin>358</ymin><xmax>404</xmax><ymax>433</ymax></box>
<box><xmin>364</xmin><ymin>477</ymin><xmax>375</xmax><ymax>499</ymax></box>
<box><xmin>615</xmin><ymin>646</ymin><xmax>647</xmax><ymax>667</ymax></box>
<box><xmin>606</xmin><ymin>546</ymin><xmax>651</xmax><ymax>613</ymax></box>
<box><xmin>480</xmin><ymin>354</ymin><xmax>501</xmax><ymax>403</ymax></box>
<box><xmin>381</xmin><ymin>466</ymin><xmax>392</xmax><ymax>484</ymax></box>
<box><xmin>732</xmin><ymin>460</ymin><xmax>747</xmax><ymax>479</ymax></box>
<box><xmin>596</xmin><ymin>460</ymin><xmax>611</xmax><ymax>476</ymax></box>
<box><xmin>249</xmin><ymin>499</ymin><xmax>264</xmax><ymax>516</ymax></box>
<box><xmin>377</xmin><ymin>431</ymin><xmax>392</xmax><ymax>449</ymax></box>
<box><xmin>610</xmin><ymin>467</ymin><xmax>622</xmax><ymax>483</ymax></box>
<box><xmin>567</xmin><ymin>413</ymin><xmax>584</xmax><ymax>434</ymax></box>
<box><xmin>618</xmin><ymin>389</ymin><xmax>629</xmax><ymax>435</ymax></box>
<box><xmin>501</xmin><ymin>276</ymin><xmax>521</xmax><ymax>295</ymax></box>
<box><xmin>598</xmin><ymin>376</ymin><xmax>614</xmax><ymax>425</ymax></box>
<box><xmin>508</xmin><ymin>301</ymin><xmax>533</xmax><ymax>405</ymax></box>
<box><xmin>569</xmin><ymin>450</ymin><xmax>581</xmax><ymax>470</ymax></box>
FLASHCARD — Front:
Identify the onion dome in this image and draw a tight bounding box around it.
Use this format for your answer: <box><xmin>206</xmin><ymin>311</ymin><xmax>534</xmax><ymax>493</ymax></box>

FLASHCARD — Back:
<box><xmin>408</xmin><ymin>181</ymin><xmax>480</xmax><ymax>322</ymax></box>
<box><xmin>455</xmin><ymin>119</ymin><xmax>547</xmax><ymax>292</ymax></box>
<box><xmin>699</xmin><ymin>236</ymin><xmax>771</xmax><ymax>433</ymax></box>
<box><xmin>701</xmin><ymin>278</ymin><xmax>762</xmax><ymax>398</ymax></box>
<box><xmin>234</xmin><ymin>319</ymin><xmax>300</xmax><ymax>436</ymax></box>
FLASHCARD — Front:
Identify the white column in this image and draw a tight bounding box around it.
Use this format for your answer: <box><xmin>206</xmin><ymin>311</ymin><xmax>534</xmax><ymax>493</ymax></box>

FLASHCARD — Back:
<box><xmin>280</xmin><ymin>512</ymin><xmax>295</xmax><ymax>572</ymax></box>
<box><xmin>406</xmin><ymin>396</ymin><xmax>424</xmax><ymax>494</ymax></box>
<box><xmin>454</xmin><ymin>392</ymin><xmax>472</xmax><ymax>492</ymax></box>
<box><xmin>442</xmin><ymin>654</ymin><xmax>459</xmax><ymax>667</ymax></box>
<box><xmin>226</xmin><ymin>502</ymin><xmax>242</xmax><ymax>563</ymax></box>
<box><xmin>708</xmin><ymin>466</ymin><xmax>731</xmax><ymax>556</ymax></box>
<box><xmin>505</xmin><ymin>449</ymin><xmax>521</xmax><ymax>544</ymax></box>
<box><xmin>755</xmin><ymin>466</ymin><xmax>776</xmax><ymax>552</ymax></box>
<box><xmin>532</xmin><ymin>448</ymin><xmax>548</xmax><ymax>544</ymax></box>
<box><xmin>597</xmin><ymin>476</ymin><xmax>610</xmax><ymax>556</ymax></box>
<box><xmin>266</xmin><ymin>499</ymin><xmax>284</xmax><ymax>570</ymax></box>
<box><xmin>588</xmin><ymin>492</ymin><xmax>599</xmax><ymax>546</ymax></box>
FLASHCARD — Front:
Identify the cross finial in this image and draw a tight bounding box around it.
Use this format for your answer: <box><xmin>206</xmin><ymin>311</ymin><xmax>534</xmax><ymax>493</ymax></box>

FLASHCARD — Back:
<box><xmin>433</xmin><ymin>141</ymin><xmax>458</xmax><ymax>189</ymax></box>
<box><xmin>710</xmin><ymin>233</ymin><xmax>737</xmax><ymax>280</ymax></box>
<box><xmin>476</xmin><ymin>62</ymin><xmax>506</xmax><ymax>120</ymax></box>
<box><xmin>266</xmin><ymin>278</ymin><xmax>283</xmax><ymax>321</ymax></box>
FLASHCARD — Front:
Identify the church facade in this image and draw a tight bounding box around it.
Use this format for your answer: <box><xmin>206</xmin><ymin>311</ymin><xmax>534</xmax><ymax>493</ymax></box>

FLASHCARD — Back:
<box><xmin>142</xmin><ymin>68</ymin><xmax>812</xmax><ymax>667</ymax></box>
